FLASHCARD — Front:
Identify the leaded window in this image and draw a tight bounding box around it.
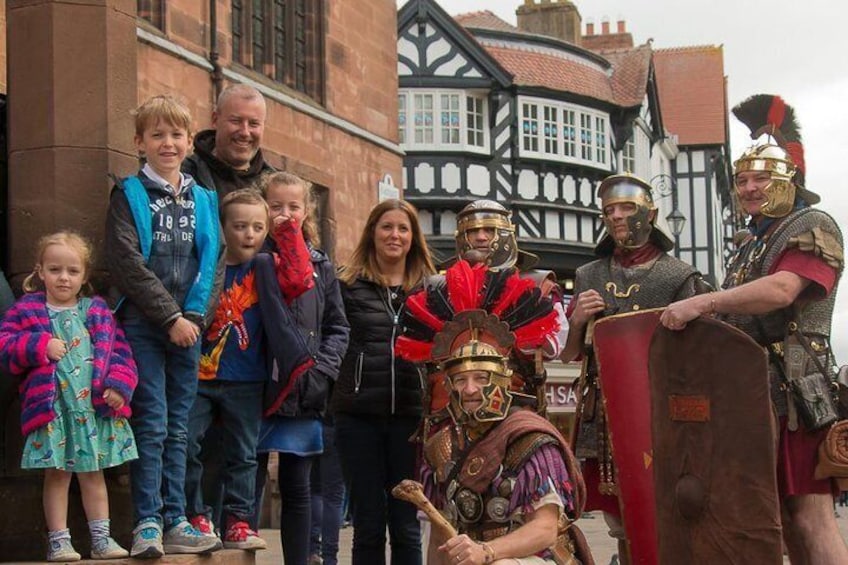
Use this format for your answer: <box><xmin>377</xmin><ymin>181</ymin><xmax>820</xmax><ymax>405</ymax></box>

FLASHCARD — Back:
<box><xmin>522</xmin><ymin>103</ymin><xmax>539</xmax><ymax>153</ymax></box>
<box><xmin>518</xmin><ymin>96</ymin><xmax>610</xmax><ymax>169</ymax></box>
<box><xmin>399</xmin><ymin>89</ymin><xmax>489</xmax><ymax>153</ymax></box>
<box><xmin>137</xmin><ymin>0</ymin><xmax>164</xmax><ymax>30</ymax></box>
<box><xmin>622</xmin><ymin>138</ymin><xmax>636</xmax><ymax>173</ymax></box>
<box><xmin>543</xmin><ymin>105</ymin><xmax>558</xmax><ymax>155</ymax></box>
<box><xmin>398</xmin><ymin>93</ymin><xmax>407</xmax><ymax>145</ymax></box>
<box><xmin>466</xmin><ymin>96</ymin><xmax>485</xmax><ymax>148</ymax></box>
<box><xmin>232</xmin><ymin>0</ymin><xmax>323</xmax><ymax>101</ymax></box>
<box><xmin>414</xmin><ymin>94</ymin><xmax>434</xmax><ymax>145</ymax></box>
<box><xmin>440</xmin><ymin>94</ymin><xmax>461</xmax><ymax>144</ymax></box>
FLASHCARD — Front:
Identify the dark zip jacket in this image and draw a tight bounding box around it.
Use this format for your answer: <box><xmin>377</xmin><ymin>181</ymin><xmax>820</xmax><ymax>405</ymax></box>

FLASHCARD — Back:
<box><xmin>105</xmin><ymin>172</ymin><xmax>223</xmax><ymax>329</ymax></box>
<box><xmin>182</xmin><ymin>130</ymin><xmax>275</xmax><ymax>199</ymax></box>
<box><xmin>265</xmin><ymin>248</ymin><xmax>350</xmax><ymax>418</ymax></box>
<box><xmin>331</xmin><ymin>278</ymin><xmax>423</xmax><ymax>418</ymax></box>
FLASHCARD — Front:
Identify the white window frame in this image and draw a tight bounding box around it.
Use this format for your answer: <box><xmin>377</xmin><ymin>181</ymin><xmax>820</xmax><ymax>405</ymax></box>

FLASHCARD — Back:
<box><xmin>466</xmin><ymin>96</ymin><xmax>486</xmax><ymax>148</ymax></box>
<box><xmin>399</xmin><ymin>88</ymin><xmax>490</xmax><ymax>154</ymax></box>
<box><xmin>518</xmin><ymin>95</ymin><xmax>611</xmax><ymax>169</ymax></box>
<box><xmin>622</xmin><ymin>138</ymin><xmax>636</xmax><ymax>173</ymax></box>
<box><xmin>398</xmin><ymin>92</ymin><xmax>407</xmax><ymax>145</ymax></box>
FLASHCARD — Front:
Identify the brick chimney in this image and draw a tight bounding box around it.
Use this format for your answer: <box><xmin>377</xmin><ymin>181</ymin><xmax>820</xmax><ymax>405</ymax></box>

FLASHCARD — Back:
<box><xmin>516</xmin><ymin>0</ymin><xmax>583</xmax><ymax>46</ymax></box>
<box><xmin>581</xmin><ymin>14</ymin><xmax>634</xmax><ymax>51</ymax></box>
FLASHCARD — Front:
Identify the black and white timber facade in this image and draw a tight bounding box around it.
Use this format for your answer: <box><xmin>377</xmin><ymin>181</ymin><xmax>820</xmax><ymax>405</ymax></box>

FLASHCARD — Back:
<box><xmin>397</xmin><ymin>0</ymin><xmax>733</xmax><ymax>286</ymax></box>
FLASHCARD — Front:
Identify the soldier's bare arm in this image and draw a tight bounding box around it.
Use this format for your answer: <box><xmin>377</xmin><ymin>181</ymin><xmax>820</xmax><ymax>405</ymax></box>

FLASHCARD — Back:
<box><xmin>661</xmin><ymin>270</ymin><xmax>809</xmax><ymax>330</ymax></box>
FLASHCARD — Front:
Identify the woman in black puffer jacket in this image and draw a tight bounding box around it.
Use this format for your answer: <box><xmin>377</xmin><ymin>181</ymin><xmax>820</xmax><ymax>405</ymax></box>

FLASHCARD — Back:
<box><xmin>332</xmin><ymin>199</ymin><xmax>436</xmax><ymax>565</ymax></box>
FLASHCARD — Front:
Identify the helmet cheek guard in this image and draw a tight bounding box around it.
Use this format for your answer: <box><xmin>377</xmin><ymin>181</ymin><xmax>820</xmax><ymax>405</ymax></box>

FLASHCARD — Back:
<box><xmin>597</xmin><ymin>174</ymin><xmax>657</xmax><ymax>250</ymax></box>
<box><xmin>455</xmin><ymin>200</ymin><xmax>518</xmax><ymax>270</ymax></box>
<box><xmin>733</xmin><ymin>144</ymin><xmax>797</xmax><ymax>218</ymax></box>
<box><xmin>442</xmin><ymin>341</ymin><xmax>514</xmax><ymax>426</ymax></box>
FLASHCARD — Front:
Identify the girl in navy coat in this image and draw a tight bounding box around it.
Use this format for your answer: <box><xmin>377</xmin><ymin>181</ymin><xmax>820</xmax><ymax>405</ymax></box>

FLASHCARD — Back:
<box><xmin>254</xmin><ymin>172</ymin><xmax>350</xmax><ymax>565</ymax></box>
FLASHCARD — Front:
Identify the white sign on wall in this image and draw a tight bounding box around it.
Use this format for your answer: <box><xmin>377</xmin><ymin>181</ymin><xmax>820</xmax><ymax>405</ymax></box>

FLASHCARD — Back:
<box><xmin>378</xmin><ymin>174</ymin><xmax>400</xmax><ymax>202</ymax></box>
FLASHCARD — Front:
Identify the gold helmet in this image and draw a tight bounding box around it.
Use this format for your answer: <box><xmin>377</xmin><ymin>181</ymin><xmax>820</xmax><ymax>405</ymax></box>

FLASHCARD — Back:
<box><xmin>595</xmin><ymin>173</ymin><xmax>673</xmax><ymax>253</ymax></box>
<box><xmin>731</xmin><ymin>94</ymin><xmax>820</xmax><ymax>218</ymax></box>
<box><xmin>455</xmin><ymin>200</ymin><xmax>519</xmax><ymax>270</ymax></box>
<box><xmin>441</xmin><ymin>339</ymin><xmax>513</xmax><ymax>426</ymax></box>
<box><xmin>733</xmin><ymin>144</ymin><xmax>799</xmax><ymax>218</ymax></box>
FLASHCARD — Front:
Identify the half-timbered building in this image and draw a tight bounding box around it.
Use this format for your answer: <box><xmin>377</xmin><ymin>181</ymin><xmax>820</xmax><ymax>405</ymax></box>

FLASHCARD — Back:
<box><xmin>397</xmin><ymin>0</ymin><xmax>733</xmax><ymax>288</ymax></box>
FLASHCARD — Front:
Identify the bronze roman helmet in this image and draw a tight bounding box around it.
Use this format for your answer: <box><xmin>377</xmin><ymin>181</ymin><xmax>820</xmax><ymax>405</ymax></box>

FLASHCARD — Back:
<box><xmin>732</xmin><ymin>94</ymin><xmax>820</xmax><ymax>218</ymax></box>
<box><xmin>454</xmin><ymin>200</ymin><xmax>520</xmax><ymax>270</ymax></box>
<box><xmin>441</xmin><ymin>339</ymin><xmax>514</xmax><ymax>426</ymax></box>
<box><xmin>596</xmin><ymin>173</ymin><xmax>673</xmax><ymax>253</ymax></box>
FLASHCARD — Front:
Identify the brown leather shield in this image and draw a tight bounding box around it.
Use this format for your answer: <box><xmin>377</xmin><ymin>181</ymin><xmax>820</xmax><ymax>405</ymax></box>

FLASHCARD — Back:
<box><xmin>649</xmin><ymin>315</ymin><xmax>782</xmax><ymax>564</ymax></box>
<box><xmin>593</xmin><ymin>309</ymin><xmax>662</xmax><ymax>565</ymax></box>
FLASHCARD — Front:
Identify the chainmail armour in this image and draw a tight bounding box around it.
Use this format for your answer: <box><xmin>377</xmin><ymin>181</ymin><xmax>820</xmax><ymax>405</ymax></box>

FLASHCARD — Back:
<box><xmin>720</xmin><ymin>207</ymin><xmax>844</xmax><ymax>416</ymax></box>
<box><xmin>573</xmin><ymin>254</ymin><xmax>704</xmax><ymax>458</ymax></box>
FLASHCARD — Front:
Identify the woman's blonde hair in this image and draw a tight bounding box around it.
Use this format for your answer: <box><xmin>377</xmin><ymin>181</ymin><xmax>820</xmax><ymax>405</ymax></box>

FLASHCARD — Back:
<box><xmin>339</xmin><ymin>199</ymin><xmax>436</xmax><ymax>291</ymax></box>
<box><xmin>256</xmin><ymin>171</ymin><xmax>320</xmax><ymax>248</ymax></box>
<box><xmin>22</xmin><ymin>231</ymin><xmax>94</xmax><ymax>295</ymax></box>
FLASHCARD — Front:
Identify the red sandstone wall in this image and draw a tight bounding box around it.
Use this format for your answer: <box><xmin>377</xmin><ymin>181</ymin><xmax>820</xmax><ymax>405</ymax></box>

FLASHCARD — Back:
<box><xmin>135</xmin><ymin>0</ymin><xmax>402</xmax><ymax>262</ymax></box>
<box><xmin>0</xmin><ymin>0</ymin><xmax>6</xmax><ymax>93</ymax></box>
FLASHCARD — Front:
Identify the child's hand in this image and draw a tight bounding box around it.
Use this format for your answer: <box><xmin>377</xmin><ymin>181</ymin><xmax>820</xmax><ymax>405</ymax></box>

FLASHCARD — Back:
<box><xmin>169</xmin><ymin>316</ymin><xmax>200</xmax><ymax>348</ymax></box>
<box><xmin>273</xmin><ymin>214</ymin><xmax>290</xmax><ymax>227</ymax></box>
<box><xmin>46</xmin><ymin>338</ymin><xmax>68</xmax><ymax>361</ymax></box>
<box><xmin>102</xmin><ymin>388</ymin><xmax>125</xmax><ymax>410</ymax></box>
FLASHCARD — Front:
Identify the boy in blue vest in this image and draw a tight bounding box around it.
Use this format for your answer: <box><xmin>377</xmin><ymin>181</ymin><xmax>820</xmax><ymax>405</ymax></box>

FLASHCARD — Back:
<box><xmin>105</xmin><ymin>95</ymin><xmax>223</xmax><ymax>558</ymax></box>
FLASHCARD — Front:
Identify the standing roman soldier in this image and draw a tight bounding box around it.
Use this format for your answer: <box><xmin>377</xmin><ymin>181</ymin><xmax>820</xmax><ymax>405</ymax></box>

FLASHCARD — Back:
<box><xmin>561</xmin><ymin>172</ymin><xmax>709</xmax><ymax>564</ymax></box>
<box><xmin>662</xmin><ymin>94</ymin><xmax>848</xmax><ymax>564</ymax></box>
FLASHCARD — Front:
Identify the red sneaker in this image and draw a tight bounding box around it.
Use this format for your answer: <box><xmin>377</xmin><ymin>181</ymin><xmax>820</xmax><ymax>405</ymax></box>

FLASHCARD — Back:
<box><xmin>188</xmin><ymin>515</ymin><xmax>219</xmax><ymax>540</ymax></box>
<box><xmin>223</xmin><ymin>519</ymin><xmax>267</xmax><ymax>551</ymax></box>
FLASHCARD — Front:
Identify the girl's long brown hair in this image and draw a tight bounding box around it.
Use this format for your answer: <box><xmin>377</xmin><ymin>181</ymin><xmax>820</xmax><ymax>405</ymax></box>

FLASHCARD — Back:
<box><xmin>339</xmin><ymin>199</ymin><xmax>436</xmax><ymax>291</ymax></box>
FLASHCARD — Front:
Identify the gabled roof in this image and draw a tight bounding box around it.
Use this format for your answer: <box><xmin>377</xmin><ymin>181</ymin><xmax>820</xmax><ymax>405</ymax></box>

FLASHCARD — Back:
<box><xmin>485</xmin><ymin>45</ymin><xmax>616</xmax><ymax>103</ymax></box>
<box><xmin>653</xmin><ymin>45</ymin><xmax>727</xmax><ymax>146</ymax></box>
<box><xmin>453</xmin><ymin>12</ymin><xmax>651</xmax><ymax>109</ymax></box>
<box><xmin>598</xmin><ymin>44</ymin><xmax>653</xmax><ymax>108</ymax></box>
<box><xmin>454</xmin><ymin>10</ymin><xmax>519</xmax><ymax>33</ymax></box>
<box><xmin>397</xmin><ymin>0</ymin><xmax>513</xmax><ymax>87</ymax></box>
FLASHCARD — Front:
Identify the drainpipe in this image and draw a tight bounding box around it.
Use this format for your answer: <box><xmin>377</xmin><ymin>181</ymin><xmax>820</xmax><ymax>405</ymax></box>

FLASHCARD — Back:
<box><xmin>209</xmin><ymin>0</ymin><xmax>224</xmax><ymax>100</ymax></box>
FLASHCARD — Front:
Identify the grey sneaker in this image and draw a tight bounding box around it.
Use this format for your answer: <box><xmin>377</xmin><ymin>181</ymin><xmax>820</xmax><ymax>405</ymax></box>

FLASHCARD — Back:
<box><xmin>47</xmin><ymin>537</ymin><xmax>81</xmax><ymax>562</ymax></box>
<box><xmin>163</xmin><ymin>517</ymin><xmax>222</xmax><ymax>554</ymax></box>
<box><xmin>91</xmin><ymin>536</ymin><xmax>129</xmax><ymax>559</ymax></box>
<box><xmin>131</xmin><ymin>519</ymin><xmax>164</xmax><ymax>559</ymax></box>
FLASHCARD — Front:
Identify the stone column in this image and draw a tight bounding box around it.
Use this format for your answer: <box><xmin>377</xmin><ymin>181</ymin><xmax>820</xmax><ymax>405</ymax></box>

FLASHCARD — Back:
<box><xmin>2</xmin><ymin>1</ymin><xmax>138</xmax><ymax>559</ymax></box>
<box><xmin>6</xmin><ymin>0</ymin><xmax>138</xmax><ymax>279</ymax></box>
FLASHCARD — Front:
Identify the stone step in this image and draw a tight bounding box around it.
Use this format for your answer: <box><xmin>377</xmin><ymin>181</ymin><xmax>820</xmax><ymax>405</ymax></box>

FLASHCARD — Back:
<box><xmin>9</xmin><ymin>549</ymin><xmax>257</xmax><ymax>564</ymax></box>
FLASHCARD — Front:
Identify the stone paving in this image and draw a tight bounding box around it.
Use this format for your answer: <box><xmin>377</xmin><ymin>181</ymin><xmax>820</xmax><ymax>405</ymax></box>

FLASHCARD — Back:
<box><xmin>256</xmin><ymin>508</ymin><xmax>848</xmax><ymax>565</ymax></box>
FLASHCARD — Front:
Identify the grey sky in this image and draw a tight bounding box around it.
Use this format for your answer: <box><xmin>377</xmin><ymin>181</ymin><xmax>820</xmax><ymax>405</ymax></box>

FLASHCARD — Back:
<box><xmin>398</xmin><ymin>0</ymin><xmax>848</xmax><ymax>362</ymax></box>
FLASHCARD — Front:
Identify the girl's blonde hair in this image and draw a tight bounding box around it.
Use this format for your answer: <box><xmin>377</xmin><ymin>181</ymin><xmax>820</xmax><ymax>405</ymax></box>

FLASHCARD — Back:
<box><xmin>22</xmin><ymin>231</ymin><xmax>94</xmax><ymax>295</ymax></box>
<box><xmin>339</xmin><ymin>199</ymin><xmax>436</xmax><ymax>291</ymax></box>
<box><xmin>256</xmin><ymin>171</ymin><xmax>320</xmax><ymax>248</ymax></box>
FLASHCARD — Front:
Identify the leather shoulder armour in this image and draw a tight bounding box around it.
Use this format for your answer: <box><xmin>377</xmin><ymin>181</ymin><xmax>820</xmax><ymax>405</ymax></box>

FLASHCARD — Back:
<box><xmin>505</xmin><ymin>432</ymin><xmax>558</xmax><ymax>473</ymax></box>
<box><xmin>424</xmin><ymin>424</ymin><xmax>454</xmax><ymax>483</ymax></box>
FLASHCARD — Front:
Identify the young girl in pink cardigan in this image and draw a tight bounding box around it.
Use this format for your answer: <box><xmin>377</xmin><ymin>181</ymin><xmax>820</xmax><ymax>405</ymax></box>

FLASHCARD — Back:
<box><xmin>0</xmin><ymin>231</ymin><xmax>138</xmax><ymax>561</ymax></box>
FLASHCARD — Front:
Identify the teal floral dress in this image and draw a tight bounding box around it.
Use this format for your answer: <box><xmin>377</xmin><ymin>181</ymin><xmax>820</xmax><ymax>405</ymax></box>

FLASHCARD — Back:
<box><xmin>21</xmin><ymin>299</ymin><xmax>137</xmax><ymax>471</ymax></box>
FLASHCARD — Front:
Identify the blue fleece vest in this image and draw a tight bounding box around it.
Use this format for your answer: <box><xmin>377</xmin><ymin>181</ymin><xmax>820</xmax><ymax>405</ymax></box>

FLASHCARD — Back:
<box><xmin>121</xmin><ymin>175</ymin><xmax>219</xmax><ymax>317</ymax></box>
